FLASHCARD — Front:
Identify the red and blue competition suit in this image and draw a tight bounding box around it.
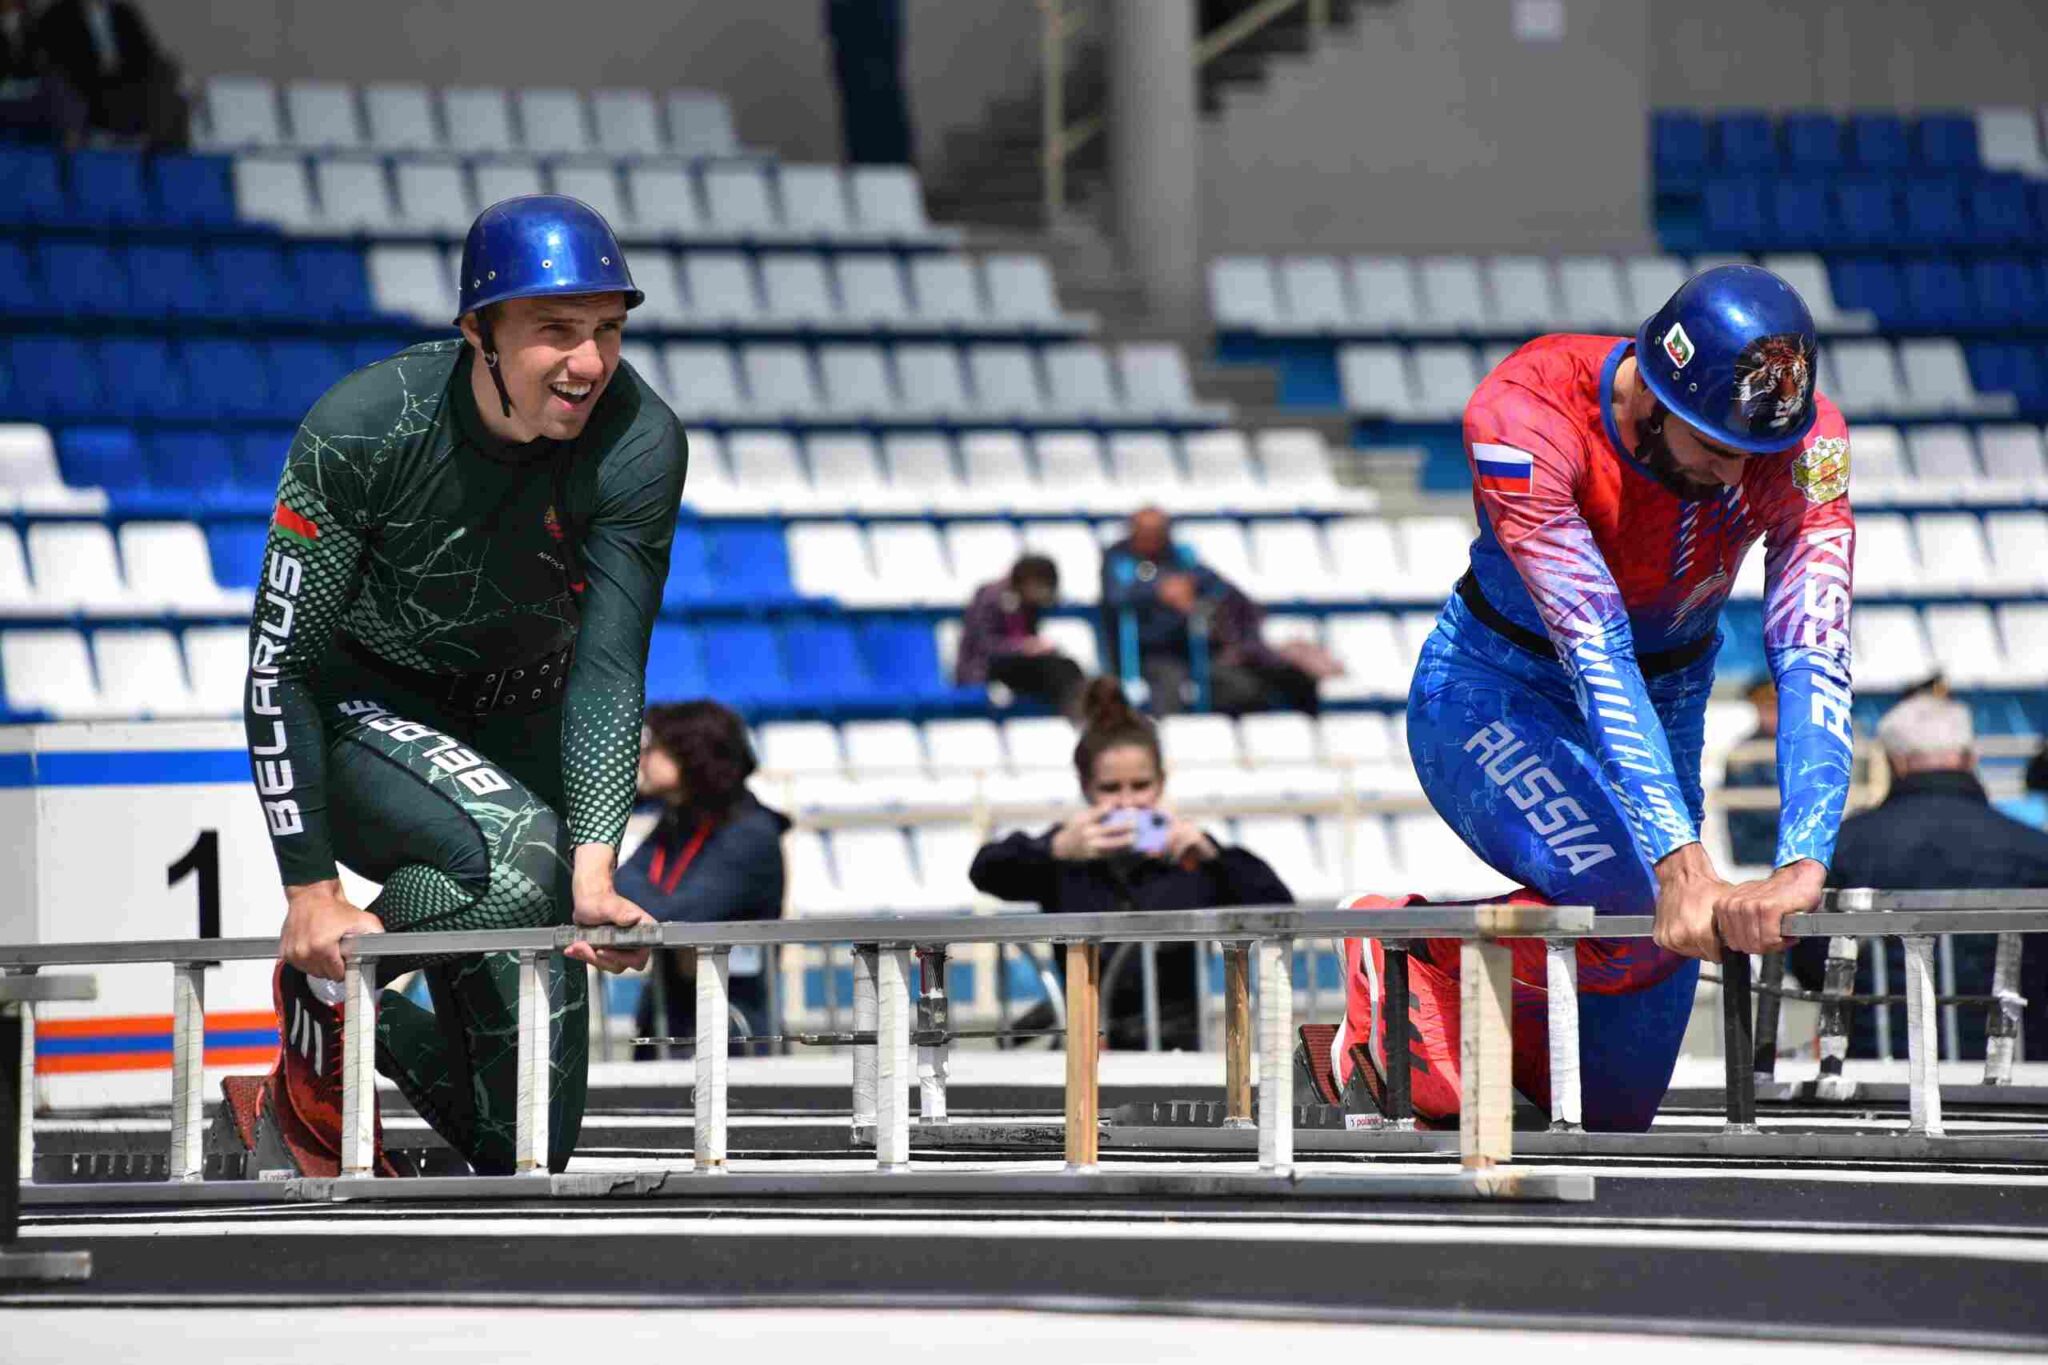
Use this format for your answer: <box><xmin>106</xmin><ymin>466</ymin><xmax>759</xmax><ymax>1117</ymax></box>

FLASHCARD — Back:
<box><xmin>1340</xmin><ymin>333</ymin><xmax>1855</xmax><ymax>1130</ymax></box>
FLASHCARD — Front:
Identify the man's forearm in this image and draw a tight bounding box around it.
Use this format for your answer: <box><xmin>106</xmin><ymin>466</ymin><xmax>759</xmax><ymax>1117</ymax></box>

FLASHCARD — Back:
<box><xmin>572</xmin><ymin>842</ymin><xmax>618</xmax><ymax>899</ymax></box>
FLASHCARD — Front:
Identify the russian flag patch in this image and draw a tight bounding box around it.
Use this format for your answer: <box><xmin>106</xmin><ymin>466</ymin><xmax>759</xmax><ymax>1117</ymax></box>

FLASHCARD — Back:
<box><xmin>1473</xmin><ymin>443</ymin><xmax>1535</xmax><ymax>495</ymax></box>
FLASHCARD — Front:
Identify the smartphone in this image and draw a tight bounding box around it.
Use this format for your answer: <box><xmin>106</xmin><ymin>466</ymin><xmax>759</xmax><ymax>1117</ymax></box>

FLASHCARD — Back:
<box><xmin>1105</xmin><ymin>807</ymin><xmax>1172</xmax><ymax>856</ymax></box>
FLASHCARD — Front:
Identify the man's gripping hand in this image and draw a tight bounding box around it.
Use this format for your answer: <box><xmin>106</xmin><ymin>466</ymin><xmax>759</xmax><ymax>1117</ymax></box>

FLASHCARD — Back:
<box><xmin>567</xmin><ymin>843</ymin><xmax>655</xmax><ymax>974</ymax></box>
<box><xmin>280</xmin><ymin>880</ymin><xmax>384</xmax><ymax>982</ymax></box>
<box><xmin>1716</xmin><ymin>859</ymin><xmax>1824</xmax><ymax>956</ymax></box>
<box><xmin>1652</xmin><ymin>843</ymin><xmax>1734</xmax><ymax>963</ymax></box>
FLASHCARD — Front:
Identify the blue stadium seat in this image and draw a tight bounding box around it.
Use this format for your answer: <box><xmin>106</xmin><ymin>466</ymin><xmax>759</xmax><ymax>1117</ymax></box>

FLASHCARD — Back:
<box><xmin>1915</xmin><ymin>113</ymin><xmax>1979</xmax><ymax>171</ymax></box>
<box><xmin>1969</xmin><ymin>258</ymin><xmax>2047</xmax><ymax>330</ymax></box>
<box><xmin>290</xmin><ymin>243</ymin><xmax>373</xmax><ymax>321</ymax></box>
<box><xmin>1900</xmin><ymin>256</ymin><xmax>1970</xmax><ymax>331</ymax></box>
<box><xmin>234</xmin><ymin>428</ymin><xmax>295</xmax><ymax>497</ymax></box>
<box><xmin>55</xmin><ymin>426</ymin><xmax>148</xmax><ymax>504</ymax></box>
<box><xmin>1849</xmin><ymin>114</ymin><xmax>1912</xmax><ymax>171</ymax></box>
<box><xmin>1830</xmin><ymin>177</ymin><xmax>1901</xmax><ymax>249</ymax></box>
<box><xmin>659</xmin><ymin>522</ymin><xmax>715</xmax><ymax>611</ymax></box>
<box><xmin>645</xmin><ymin>624</ymin><xmax>709</xmax><ymax>701</ymax></box>
<box><xmin>179</xmin><ymin>339</ymin><xmax>274</xmax><ymax>420</ymax></box>
<box><xmin>699</xmin><ymin>622</ymin><xmax>792</xmax><ymax>708</ymax></box>
<box><xmin>1651</xmin><ymin>111</ymin><xmax>1708</xmax><ymax>191</ymax></box>
<box><xmin>0</xmin><ymin>146</ymin><xmax>64</xmax><ymax>224</ymax></box>
<box><xmin>1781</xmin><ymin>113</ymin><xmax>1844</xmax><ymax>172</ymax></box>
<box><xmin>98</xmin><ymin>337</ymin><xmax>189</xmax><ymax>420</ymax></box>
<box><xmin>67</xmin><ymin>149</ymin><xmax>151</xmax><ymax>226</ymax></box>
<box><xmin>150</xmin><ymin>431</ymin><xmax>251</xmax><ymax>515</ymax></box>
<box><xmin>349</xmin><ymin>337</ymin><xmax>417</xmax><ymax>373</ymax></box>
<box><xmin>701</xmin><ymin>521</ymin><xmax>797</xmax><ymax>608</ymax></box>
<box><xmin>266</xmin><ymin>339</ymin><xmax>349</xmax><ymax>420</ymax></box>
<box><xmin>0</xmin><ymin>240</ymin><xmax>43</xmax><ymax>315</ymax></box>
<box><xmin>1767</xmin><ymin>177</ymin><xmax>1831</xmax><ymax>250</ymax></box>
<box><xmin>1702</xmin><ymin>176</ymin><xmax>1768</xmax><ymax>250</ymax></box>
<box><xmin>1827</xmin><ymin>258</ymin><xmax>1903</xmax><ymax>326</ymax></box>
<box><xmin>781</xmin><ymin>620</ymin><xmax>878</xmax><ymax>708</ymax></box>
<box><xmin>150</xmin><ymin>154</ymin><xmax>238</xmax><ymax>228</ymax></box>
<box><xmin>203</xmin><ymin>522</ymin><xmax>271</xmax><ymax>590</ymax></box>
<box><xmin>858</xmin><ymin>619</ymin><xmax>960</xmax><ymax>705</ymax></box>
<box><xmin>1968</xmin><ymin>342</ymin><xmax>2047</xmax><ymax>412</ymax></box>
<box><xmin>8</xmin><ymin>336</ymin><xmax>104</xmax><ymax>420</ymax></box>
<box><xmin>36</xmin><ymin>240</ymin><xmax>132</xmax><ymax>317</ymax></box>
<box><xmin>1903</xmin><ymin>176</ymin><xmax>1968</xmax><ymax>247</ymax></box>
<box><xmin>208</xmin><ymin>243</ymin><xmax>300</xmax><ymax>320</ymax></box>
<box><xmin>126</xmin><ymin>243</ymin><xmax>222</xmax><ymax>319</ymax></box>
<box><xmin>1713</xmin><ymin>112</ymin><xmax>1777</xmax><ymax>172</ymax></box>
<box><xmin>1969</xmin><ymin>174</ymin><xmax>2036</xmax><ymax>249</ymax></box>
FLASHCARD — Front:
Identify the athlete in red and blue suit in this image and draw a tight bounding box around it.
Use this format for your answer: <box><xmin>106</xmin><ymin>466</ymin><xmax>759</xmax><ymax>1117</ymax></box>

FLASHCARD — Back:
<box><xmin>1335</xmin><ymin>266</ymin><xmax>1856</xmax><ymax>1131</ymax></box>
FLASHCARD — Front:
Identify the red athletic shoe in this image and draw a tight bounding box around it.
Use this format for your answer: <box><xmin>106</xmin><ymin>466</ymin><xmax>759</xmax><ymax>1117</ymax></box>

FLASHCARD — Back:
<box><xmin>1334</xmin><ymin>901</ymin><xmax>1466</xmax><ymax>1127</ymax></box>
<box><xmin>219</xmin><ymin>962</ymin><xmax>398</xmax><ymax>1178</ymax></box>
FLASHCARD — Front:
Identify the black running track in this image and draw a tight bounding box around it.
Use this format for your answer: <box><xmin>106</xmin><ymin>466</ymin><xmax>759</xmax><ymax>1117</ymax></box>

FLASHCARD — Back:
<box><xmin>12</xmin><ymin>1171</ymin><xmax>2048</xmax><ymax>1351</ymax></box>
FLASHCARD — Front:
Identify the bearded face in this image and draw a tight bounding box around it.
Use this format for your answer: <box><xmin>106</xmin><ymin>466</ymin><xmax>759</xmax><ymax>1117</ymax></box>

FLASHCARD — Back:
<box><xmin>1636</xmin><ymin>410</ymin><xmax>1727</xmax><ymax>502</ymax></box>
<box><xmin>1734</xmin><ymin>334</ymin><xmax>1815</xmax><ymax>433</ymax></box>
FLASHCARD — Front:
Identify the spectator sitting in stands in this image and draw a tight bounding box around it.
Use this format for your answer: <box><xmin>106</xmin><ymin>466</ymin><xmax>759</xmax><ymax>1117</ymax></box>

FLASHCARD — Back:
<box><xmin>1721</xmin><ymin>677</ymin><xmax>1779</xmax><ymax>870</ymax></box>
<box><xmin>955</xmin><ymin>553</ymin><xmax>1084</xmax><ymax>717</ymax></box>
<box><xmin>0</xmin><ymin>0</ymin><xmax>85</xmax><ymax>143</ymax></box>
<box><xmin>1789</xmin><ymin>693</ymin><xmax>2048</xmax><ymax>1060</ymax></box>
<box><xmin>969</xmin><ymin>678</ymin><xmax>1294</xmax><ymax>1050</ymax></box>
<box><xmin>34</xmin><ymin>0</ymin><xmax>187</xmax><ymax>147</ymax></box>
<box><xmin>1101</xmin><ymin>505</ymin><xmax>1330</xmax><ymax>716</ymax></box>
<box><xmin>621</xmin><ymin>701</ymin><xmax>790</xmax><ymax>1057</ymax></box>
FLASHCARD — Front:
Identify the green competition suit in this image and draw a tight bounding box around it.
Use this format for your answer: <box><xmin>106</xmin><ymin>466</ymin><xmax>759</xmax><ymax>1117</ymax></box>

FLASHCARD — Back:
<box><xmin>245</xmin><ymin>338</ymin><xmax>687</xmax><ymax>1172</ymax></box>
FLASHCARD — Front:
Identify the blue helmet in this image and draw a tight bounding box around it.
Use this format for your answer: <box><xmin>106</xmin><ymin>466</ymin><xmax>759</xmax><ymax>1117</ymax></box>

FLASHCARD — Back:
<box><xmin>1635</xmin><ymin>264</ymin><xmax>1819</xmax><ymax>455</ymax></box>
<box><xmin>453</xmin><ymin>195</ymin><xmax>643</xmax><ymax>324</ymax></box>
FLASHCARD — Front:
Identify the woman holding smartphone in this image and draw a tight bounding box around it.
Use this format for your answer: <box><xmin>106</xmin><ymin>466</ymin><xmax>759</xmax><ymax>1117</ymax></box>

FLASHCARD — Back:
<box><xmin>969</xmin><ymin>678</ymin><xmax>1294</xmax><ymax>1049</ymax></box>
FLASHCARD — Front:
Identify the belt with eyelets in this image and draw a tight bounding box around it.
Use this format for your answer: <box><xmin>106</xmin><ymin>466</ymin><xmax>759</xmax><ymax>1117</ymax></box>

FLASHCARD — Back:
<box><xmin>337</xmin><ymin>634</ymin><xmax>574</xmax><ymax>718</ymax></box>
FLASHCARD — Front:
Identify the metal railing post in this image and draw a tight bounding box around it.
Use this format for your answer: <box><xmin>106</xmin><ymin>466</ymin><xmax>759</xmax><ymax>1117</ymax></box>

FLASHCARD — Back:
<box><xmin>13</xmin><ymin>986</ymin><xmax>29</xmax><ymax>1187</ymax></box>
<box><xmin>875</xmin><ymin>946</ymin><xmax>912</xmax><ymax>1171</ymax></box>
<box><xmin>513</xmin><ymin>949</ymin><xmax>551</xmax><ymax>1175</ymax></box>
<box><xmin>1720</xmin><ymin>949</ymin><xmax>1758</xmax><ymax>1133</ymax></box>
<box><xmin>1544</xmin><ymin>940</ymin><xmax>1581</xmax><ymax>1132</ymax></box>
<box><xmin>694</xmin><ymin>947</ymin><xmax>730</xmax><ymax>1172</ymax></box>
<box><xmin>851</xmin><ymin>945</ymin><xmax>879</xmax><ymax>1131</ymax></box>
<box><xmin>1752</xmin><ymin>950</ymin><xmax>1783</xmax><ymax>1086</ymax></box>
<box><xmin>1139</xmin><ymin>941</ymin><xmax>1162</xmax><ymax>1052</ymax></box>
<box><xmin>1223</xmin><ymin>942</ymin><xmax>1253</xmax><ymax>1128</ymax></box>
<box><xmin>1064</xmin><ymin>941</ymin><xmax>1100</xmax><ymax>1169</ymax></box>
<box><xmin>916</xmin><ymin>946</ymin><xmax>949</xmax><ymax>1123</ymax></box>
<box><xmin>1816</xmin><ymin>935</ymin><xmax>1859</xmax><ymax>1100</ymax></box>
<box><xmin>1040</xmin><ymin>0</ymin><xmax>1065</xmax><ymax>220</ymax></box>
<box><xmin>168</xmin><ymin>962</ymin><xmax>207</xmax><ymax>1182</ymax></box>
<box><xmin>1986</xmin><ymin>932</ymin><xmax>2024</xmax><ymax>1086</ymax></box>
<box><xmin>1383</xmin><ymin>942</ymin><xmax>1414</xmax><ymax>1129</ymax></box>
<box><xmin>1257</xmin><ymin>937</ymin><xmax>1293</xmax><ymax>1174</ymax></box>
<box><xmin>1902</xmin><ymin>934</ymin><xmax>1944</xmax><ymax>1136</ymax></box>
<box><xmin>340</xmin><ymin>956</ymin><xmax>378</xmax><ymax>1177</ymax></box>
<box><xmin>1459</xmin><ymin>939</ymin><xmax>1512</xmax><ymax>1168</ymax></box>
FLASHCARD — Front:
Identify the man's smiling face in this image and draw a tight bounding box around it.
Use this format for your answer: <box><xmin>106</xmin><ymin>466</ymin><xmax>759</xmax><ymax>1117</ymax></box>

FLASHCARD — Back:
<box><xmin>462</xmin><ymin>292</ymin><xmax>627</xmax><ymax>441</ymax></box>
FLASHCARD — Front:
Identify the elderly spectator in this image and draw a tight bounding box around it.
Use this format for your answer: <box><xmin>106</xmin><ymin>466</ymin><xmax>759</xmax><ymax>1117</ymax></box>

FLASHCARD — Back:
<box><xmin>1101</xmin><ymin>506</ymin><xmax>1331</xmax><ymax>716</ymax></box>
<box><xmin>621</xmin><ymin>701</ymin><xmax>790</xmax><ymax>1056</ymax></box>
<box><xmin>0</xmin><ymin>0</ymin><xmax>84</xmax><ymax>141</ymax></box>
<box><xmin>34</xmin><ymin>0</ymin><xmax>187</xmax><ymax>146</ymax></box>
<box><xmin>955</xmin><ymin>553</ymin><xmax>1084</xmax><ymax>717</ymax></box>
<box><xmin>969</xmin><ymin>677</ymin><xmax>1293</xmax><ymax>1049</ymax></box>
<box><xmin>1790</xmin><ymin>694</ymin><xmax>2048</xmax><ymax>1059</ymax></box>
<box><xmin>1722</xmin><ymin>677</ymin><xmax>1779</xmax><ymax>869</ymax></box>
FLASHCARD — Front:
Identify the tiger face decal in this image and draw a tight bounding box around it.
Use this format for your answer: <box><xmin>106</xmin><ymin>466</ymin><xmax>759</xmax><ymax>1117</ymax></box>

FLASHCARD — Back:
<box><xmin>1734</xmin><ymin>333</ymin><xmax>1816</xmax><ymax>433</ymax></box>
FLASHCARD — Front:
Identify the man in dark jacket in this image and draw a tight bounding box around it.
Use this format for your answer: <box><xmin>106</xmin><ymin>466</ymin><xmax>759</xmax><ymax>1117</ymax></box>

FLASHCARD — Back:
<box><xmin>1792</xmin><ymin>693</ymin><xmax>2048</xmax><ymax>1059</ymax></box>
<box><xmin>0</xmin><ymin>0</ymin><xmax>85</xmax><ymax>142</ymax></box>
<box><xmin>954</xmin><ymin>553</ymin><xmax>1084</xmax><ymax>716</ymax></box>
<box><xmin>34</xmin><ymin>0</ymin><xmax>187</xmax><ymax>145</ymax></box>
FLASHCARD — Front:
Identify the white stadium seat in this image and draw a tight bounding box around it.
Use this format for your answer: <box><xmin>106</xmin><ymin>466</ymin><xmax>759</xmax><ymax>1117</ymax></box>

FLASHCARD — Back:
<box><xmin>1349</xmin><ymin>257</ymin><xmax>1423</xmax><ymax>332</ymax></box>
<box><xmin>1851</xmin><ymin>606</ymin><xmax>1934</xmax><ymax>691</ymax></box>
<box><xmin>726</xmin><ymin>432</ymin><xmax>821</xmax><ymax>515</ymax></box>
<box><xmin>203</xmin><ymin>76</ymin><xmax>283</xmax><ymax>149</ymax></box>
<box><xmin>28</xmin><ymin>522</ymin><xmax>133</xmax><ymax>613</ymax></box>
<box><xmin>549</xmin><ymin>164</ymin><xmax>631</xmax><ymax>234</ymax></box>
<box><xmin>759</xmin><ymin>253</ymin><xmax>839</xmax><ymax>325</ymax></box>
<box><xmin>666</xmin><ymin>91</ymin><xmax>739</xmax><ymax>157</ymax></box>
<box><xmin>1827</xmin><ymin>340</ymin><xmax>1904</xmax><ymax>417</ymax></box>
<box><xmin>661</xmin><ymin>344</ymin><xmax>747</xmax><ymax>420</ymax></box>
<box><xmin>1118</xmin><ymin>345</ymin><xmax>1208</xmax><ymax>419</ymax></box>
<box><xmin>3</xmin><ymin>629</ymin><xmax>107</xmax><ymax>718</ymax></box>
<box><xmin>1622</xmin><ymin>256</ymin><xmax>1689</xmax><ymax>323</ymax></box>
<box><xmin>893</xmin><ymin>344</ymin><xmax>974</xmax><ymax>417</ymax></box>
<box><xmin>836</xmin><ymin>257</ymin><xmax>915</xmax><ymax>327</ymax></box>
<box><xmin>983</xmin><ymin>255</ymin><xmax>1068</xmax><ymax>329</ymax></box>
<box><xmin>627</xmin><ymin>250</ymin><xmax>686</xmax><ymax>326</ymax></box>
<box><xmin>1904</xmin><ymin>425</ymin><xmax>1984</xmax><ymax>501</ymax></box>
<box><xmin>1998</xmin><ymin>603</ymin><xmax>2048</xmax><ymax>685</ymax></box>
<box><xmin>968</xmin><ymin>346</ymin><xmax>1047</xmax><ymax>420</ymax></box>
<box><xmin>1554</xmin><ymin>256</ymin><xmax>1631</xmax><ymax>331</ymax></box>
<box><xmin>1923</xmin><ymin>603</ymin><xmax>2009</xmax><ymax>687</ymax></box>
<box><xmin>1397</xmin><ymin>516</ymin><xmax>1472</xmax><ymax>597</ymax></box>
<box><xmin>1410</xmin><ymin>344</ymin><xmax>1481</xmax><ymax>420</ymax></box>
<box><xmin>312</xmin><ymin>157</ymin><xmax>396</xmax><ymax>231</ymax></box>
<box><xmin>849</xmin><ymin>166</ymin><xmax>939</xmax><ymax>241</ymax></box>
<box><xmin>867</xmin><ymin>523</ymin><xmax>959</xmax><ymax>606</ymax></box>
<box><xmin>1032</xmin><ymin>433</ymin><xmax>1117</xmax><ymax>513</ymax></box>
<box><xmin>1175</xmin><ymin>519</ymin><xmax>1255</xmax><ymax>587</ymax></box>
<box><xmin>1322</xmin><ymin>613</ymin><xmax>1408</xmax><ymax>700</ymax></box>
<box><xmin>804</xmin><ymin>435</ymin><xmax>883</xmax><ymax>512</ymax></box>
<box><xmin>779</xmin><ymin>165</ymin><xmax>854</xmax><ymax>239</ymax></box>
<box><xmin>1184</xmin><ymin>430</ymin><xmax>1285</xmax><ymax>513</ymax></box>
<box><xmin>1911</xmin><ymin>512</ymin><xmax>1994</xmax><ymax>594</ymax></box>
<box><xmin>957</xmin><ymin>433</ymin><xmax>1039</xmax><ymax>512</ymax></box>
<box><xmin>284</xmin><ymin>81</ymin><xmax>363</xmax><ymax>150</ymax></box>
<box><xmin>471</xmin><ymin>159</ymin><xmax>544</xmax><ymax>207</ymax></box>
<box><xmin>182</xmin><ymin>626</ymin><xmax>250</xmax><ymax>717</ymax></box>
<box><xmin>1324</xmin><ymin>517</ymin><xmax>1398</xmax><ymax>600</ymax></box>
<box><xmin>818</xmin><ymin>345</ymin><xmax>897</xmax><ymax>420</ymax></box>
<box><xmin>1977</xmin><ymin>107</ymin><xmax>2048</xmax><ymax>177</ymax></box>
<box><xmin>787</xmin><ymin>523</ymin><xmax>879</xmax><ymax>603</ymax></box>
<box><xmin>363</xmin><ymin>84</ymin><xmax>441</xmax><ymax>152</ymax></box>
<box><xmin>1278</xmin><ymin>256</ymin><xmax>1355</xmax><ymax>331</ymax></box>
<box><xmin>590</xmin><ymin>89</ymin><xmax>666</xmax><ymax>157</ymax></box>
<box><xmin>233</xmin><ymin>156</ymin><xmax>319</xmax><ymax>232</ymax></box>
<box><xmin>945</xmin><ymin>521</ymin><xmax>1024</xmax><ymax>594</ymax></box>
<box><xmin>441</xmin><ymin>87</ymin><xmax>518</xmax><ymax>154</ymax></box>
<box><xmin>93</xmin><ymin>629</ymin><xmax>199</xmax><ymax>718</ymax></box>
<box><xmin>759</xmin><ymin>721</ymin><xmax>844</xmax><ymax>775</ymax></box>
<box><xmin>627</xmin><ymin>166</ymin><xmax>706</xmax><ymax>236</ymax></box>
<box><xmin>925</xmin><ymin>719</ymin><xmax>1006</xmax><ymax>775</ymax></box>
<box><xmin>1020</xmin><ymin>522</ymin><xmax>1103</xmax><ymax>608</ymax></box>
<box><xmin>740</xmin><ymin>345</ymin><xmax>823</xmax><ymax>419</ymax></box>
<box><xmin>1339</xmin><ymin>344</ymin><xmax>1415</xmax><ymax>417</ymax></box>
<box><xmin>367</xmin><ymin>245</ymin><xmax>457</xmax><ymax>323</ymax></box>
<box><xmin>516</xmin><ymin>89</ymin><xmax>591</xmax><ymax>156</ymax></box>
<box><xmin>392</xmin><ymin>159</ymin><xmax>473</xmax><ymax>231</ymax></box>
<box><xmin>1210</xmin><ymin>256</ymin><xmax>1282</xmax><ymax>331</ymax></box>
<box><xmin>881</xmin><ymin>435</ymin><xmax>966</xmax><ymax>513</ymax></box>
<box><xmin>1759</xmin><ymin>254</ymin><xmax>1874</xmax><ymax>332</ymax></box>
<box><xmin>1977</xmin><ymin>424</ymin><xmax>2048</xmax><ymax>497</ymax></box>
<box><xmin>1247</xmin><ymin>520</ymin><xmax>1338</xmax><ymax>601</ymax></box>
<box><xmin>1985</xmin><ymin>511</ymin><xmax>2048</xmax><ymax>592</ymax></box>
<box><xmin>1043</xmin><ymin>344</ymin><xmax>1122</xmax><ymax>417</ymax></box>
<box><xmin>1415</xmin><ymin>256</ymin><xmax>1489</xmax><ymax>333</ymax></box>
<box><xmin>1849</xmin><ymin>512</ymin><xmax>1918</xmax><ymax>596</ymax></box>
<box><xmin>908</xmin><ymin>257</ymin><xmax>984</xmax><ymax>326</ymax></box>
<box><xmin>681</xmin><ymin>252</ymin><xmax>760</xmax><ymax>324</ymax></box>
<box><xmin>1485</xmin><ymin>257</ymin><xmax>1560</xmax><ymax>335</ymax></box>
<box><xmin>1899</xmin><ymin>339</ymin><xmax>2007</xmax><ymax>417</ymax></box>
<box><xmin>118</xmin><ymin>523</ymin><xmax>245</xmax><ymax>614</ymax></box>
<box><xmin>0</xmin><ymin>526</ymin><xmax>37</xmax><ymax>613</ymax></box>
<box><xmin>1846</xmin><ymin>423</ymin><xmax>1908</xmax><ymax>502</ymax></box>
<box><xmin>702</xmin><ymin>164</ymin><xmax>778</xmax><ymax>237</ymax></box>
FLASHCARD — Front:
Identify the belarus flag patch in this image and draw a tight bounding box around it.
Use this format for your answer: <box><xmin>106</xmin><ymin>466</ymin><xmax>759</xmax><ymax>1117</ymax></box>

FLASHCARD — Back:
<box><xmin>272</xmin><ymin>501</ymin><xmax>320</xmax><ymax>546</ymax></box>
<box><xmin>1472</xmin><ymin>443</ymin><xmax>1535</xmax><ymax>495</ymax></box>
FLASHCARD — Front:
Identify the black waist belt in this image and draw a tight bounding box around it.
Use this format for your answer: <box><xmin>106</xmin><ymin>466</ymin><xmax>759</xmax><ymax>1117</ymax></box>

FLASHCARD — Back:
<box><xmin>337</xmin><ymin>635</ymin><xmax>574</xmax><ymax>718</ymax></box>
<box><xmin>1455</xmin><ymin>572</ymin><xmax>1713</xmax><ymax>679</ymax></box>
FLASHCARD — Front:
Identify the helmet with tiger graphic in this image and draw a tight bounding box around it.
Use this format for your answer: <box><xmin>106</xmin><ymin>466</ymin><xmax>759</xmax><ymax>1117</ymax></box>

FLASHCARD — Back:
<box><xmin>1636</xmin><ymin>264</ymin><xmax>1820</xmax><ymax>456</ymax></box>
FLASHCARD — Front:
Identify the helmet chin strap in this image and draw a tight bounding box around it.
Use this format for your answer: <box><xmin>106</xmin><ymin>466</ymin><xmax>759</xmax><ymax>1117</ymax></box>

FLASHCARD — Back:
<box><xmin>475</xmin><ymin>310</ymin><xmax>515</xmax><ymax>419</ymax></box>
